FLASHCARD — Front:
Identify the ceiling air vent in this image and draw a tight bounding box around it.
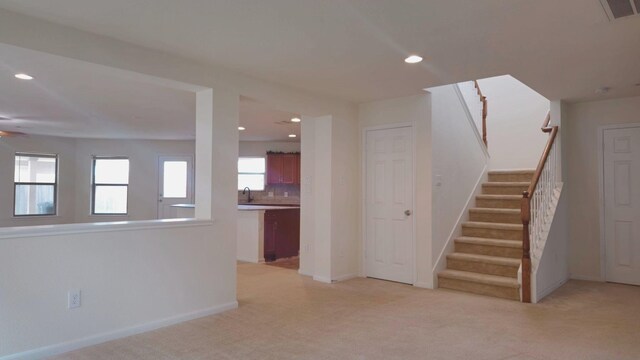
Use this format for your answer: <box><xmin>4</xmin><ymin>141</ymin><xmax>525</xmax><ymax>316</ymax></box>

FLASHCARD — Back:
<box><xmin>600</xmin><ymin>0</ymin><xmax>639</xmax><ymax>20</ymax></box>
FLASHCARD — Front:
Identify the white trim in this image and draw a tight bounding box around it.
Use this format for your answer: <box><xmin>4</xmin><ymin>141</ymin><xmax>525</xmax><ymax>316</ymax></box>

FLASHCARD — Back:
<box><xmin>332</xmin><ymin>273</ymin><xmax>359</xmax><ymax>282</ymax></box>
<box><xmin>312</xmin><ymin>275</ymin><xmax>332</xmax><ymax>283</ymax></box>
<box><xmin>0</xmin><ymin>218</ymin><xmax>214</xmax><ymax>240</ymax></box>
<box><xmin>412</xmin><ymin>281</ymin><xmax>431</xmax><ymax>289</ymax></box>
<box><xmin>453</xmin><ymin>83</ymin><xmax>490</xmax><ymax>159</ymax></box>
<box><xmin>431</xmin><ymin>164</ymin><xmax>488</xmax><ymax>288</ymax></box>
<box><xmin>1</xmin><ymin>301</ymin><xmax>238</xmax><ymax>360</ymax></box>
<box><xmin>534</xmin><ymin>278</ymin><xmax>569</xmax><ymax>303</ymax></box>
<box><xmin>361</xmin><ymin>123</ymin><xmax>417</xmax><ymax>285</ymax></box>
<box><xmin>298</xmin><ymin>268</ymin><xmax>313</xmax><ymax>277</ymax></box>
<box><xmin>569</xmin><ymin>274</ymin><xmax>605</xmax><ymax>282</ymax></box>
<box><xmin>597</xmin><ymin>122</ymin><xmax>640</xmax><ymax>283</ymax></box>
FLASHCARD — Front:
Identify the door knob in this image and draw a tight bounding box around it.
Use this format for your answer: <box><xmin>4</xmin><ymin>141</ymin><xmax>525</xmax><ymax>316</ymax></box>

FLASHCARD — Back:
<box><xmin>405</xmin><ymin>210</ymin><xmax>412</xmax><ymax>216</ymax></box>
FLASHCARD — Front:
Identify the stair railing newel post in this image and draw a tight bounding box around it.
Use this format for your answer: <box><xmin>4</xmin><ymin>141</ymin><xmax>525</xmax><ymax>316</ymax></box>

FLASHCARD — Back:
<box><xmin>521</xmin><ymin>191</ymin><xmax>532</xmax><ymax>303</ymax></box>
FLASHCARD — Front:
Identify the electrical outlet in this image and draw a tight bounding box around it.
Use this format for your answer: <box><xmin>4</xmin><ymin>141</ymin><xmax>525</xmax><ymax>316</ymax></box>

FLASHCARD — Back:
<box><xmin>68</xmin><ymin>289</ymin><xmax>81</xmax><ymax>309</ymax></box>
<box><xmin>284</xmin><ymin>192</ymin><xmax>288</xmax><ymax>197</ymax></box>
<box><xmin>268</xmin><ymin>191</ymin><xmax>274</xmax><ymax>197</ymax></box>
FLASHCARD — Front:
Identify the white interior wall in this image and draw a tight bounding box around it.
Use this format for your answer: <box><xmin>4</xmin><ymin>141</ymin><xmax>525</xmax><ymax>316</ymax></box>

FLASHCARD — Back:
<box><xmin>358</xmin><ymin>94</ymin><xmax>432</xmax><ymax>286</ymax></box>
<box><xmin>312</xmin><ymin>116</ymin><xmax>333</xmax><ymax>283</ymax></box>
<box><xmin>331</xmin><ymin>113</ymin><xmax>360</xmax><ymax>280</ymax></box>
<box><xmin>476</xmin><ymin>75</ymin><xmax>550</xmax><ymax>170</ymax></box>
<box><xmin>299</xmin><ymin>117</ymin><xmax>316</xmax><ymax>277</ymax></box>
<box><xmin>428</xmin><ymin>85</ymin><xmax>489</xmax><ymax>287</ymax></box>
<box><xmin>565</xmin><ymin>95</ymin><xmax>640</xmax><ymax>281</ymax></box>
<box><xmin>238</xmin><ymin>141</ymin><xmax>300</xmax><ymax>156</ymax></box>
<box><xmin>0</xmin><ymin>221</ymin><xmax>236</xmax><ymax>358</ymax></box>
<box><xmin>534</xmin><ymin>188</ymin><xmax>569</xmax><ymax>302</ymax></box>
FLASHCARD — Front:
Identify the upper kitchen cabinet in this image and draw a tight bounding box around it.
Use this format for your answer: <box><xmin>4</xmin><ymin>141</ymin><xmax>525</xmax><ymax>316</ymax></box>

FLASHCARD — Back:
<box><xmin>266</xmin><ymin>152</ymin><xmax>300</xmax><ymax>185</ymax></box>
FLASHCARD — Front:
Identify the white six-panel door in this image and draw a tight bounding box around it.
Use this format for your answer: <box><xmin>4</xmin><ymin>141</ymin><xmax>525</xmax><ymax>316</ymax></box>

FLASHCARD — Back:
<box><xmin>365</xmin><ymin>126</ymin><xmax>414</xmax><ymax>284</ymax></box>
<box><xmin>604</xmin><ymin>127</ymin><xmax>640</xmax><ymax>285</ymax></box>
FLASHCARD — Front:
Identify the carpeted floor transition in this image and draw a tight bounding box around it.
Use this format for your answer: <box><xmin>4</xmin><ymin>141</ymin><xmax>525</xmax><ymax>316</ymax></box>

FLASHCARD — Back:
<box><xmin>52</xmin><ymin>262</ymin><xmax>640</xmax><ymax>359</ymax></box>
<box><xmin>265</xmin><ymin>256</ymin><xmax>299</xmax><ymax>270</ymax></box>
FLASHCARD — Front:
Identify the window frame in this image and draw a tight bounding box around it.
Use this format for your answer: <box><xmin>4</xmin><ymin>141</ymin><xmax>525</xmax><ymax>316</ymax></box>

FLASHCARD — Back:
<box><xmin>13</xmin><ymin>152</ymin><xmax>59</xmax><ymax>217</ymax></box>
<box><xmin>91</xmin><ymin>156</ymin><xmax>130</xmax><ymax>216</ymax></box>
<box><xmin>237</xmin><ymin>156</ymin><xmax>266</xmax><ymax>191</ymax></box>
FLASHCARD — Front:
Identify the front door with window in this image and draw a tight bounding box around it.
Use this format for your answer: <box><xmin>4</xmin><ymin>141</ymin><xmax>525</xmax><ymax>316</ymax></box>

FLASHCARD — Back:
<box><xmin>364</xmin><ymin>126</ymin><xmax>414</xmax><ymax>284</ymax></box>
<box><xmin>158</xmin><ymin>156</ymin><xmax>194</xmax><ymax>219</ymax></box>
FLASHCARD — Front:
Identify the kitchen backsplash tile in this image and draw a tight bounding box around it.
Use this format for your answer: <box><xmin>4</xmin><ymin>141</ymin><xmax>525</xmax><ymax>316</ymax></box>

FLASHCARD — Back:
<box><xmin>238</xmin><ymin>183</ymin><xmax>300</xmax><ymax>204</ymax></box>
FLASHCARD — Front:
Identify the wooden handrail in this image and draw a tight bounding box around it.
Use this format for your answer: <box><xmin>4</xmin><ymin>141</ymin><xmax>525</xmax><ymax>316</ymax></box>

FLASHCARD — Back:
<box><xmin>474</xmin><ymin>80</ymin><xmax>488</xmax><ymax>147</ymax></box>
<box><xmin>528</xmin><ymin>112</ymin><xmax>558</xmax><ymax>195</ymax></box>
<box><xmin>521</xmin><ymin>110</ymin><xmax>558</xmax><ymax>303</ymax></box>
<box><xmin>541</xmin><ymin>112</ymin><xmax>552</xmax><ymax>133</ymax></box>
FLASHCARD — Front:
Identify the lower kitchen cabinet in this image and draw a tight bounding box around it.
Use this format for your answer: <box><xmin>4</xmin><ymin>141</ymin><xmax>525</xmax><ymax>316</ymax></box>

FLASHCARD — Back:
<box><xmin>264</xmin><ymin>209</ymin><xmax>300</xmax><ymax>261</ymax></box>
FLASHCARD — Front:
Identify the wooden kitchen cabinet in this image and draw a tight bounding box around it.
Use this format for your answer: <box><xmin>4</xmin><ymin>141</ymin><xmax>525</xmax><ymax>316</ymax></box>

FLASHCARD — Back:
<box><xmin>263</xmin><ymin>209</ymin><xmax>300</xmax><ymax>262</ymax></box>
<box><xmin>266</xmin><ymin>153</ymin><xmax>300</xmax><ymax>185</ymax></box>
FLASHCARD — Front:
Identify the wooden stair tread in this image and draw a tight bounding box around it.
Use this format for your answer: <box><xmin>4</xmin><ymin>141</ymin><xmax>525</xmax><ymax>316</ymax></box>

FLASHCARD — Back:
<box><xmin>455</xmin><ymin>236</ymin><xmax>522</xmax><ymax>248</ymax></box>
<box><xmin>462</xmin><ymin>221</ymin><xmax>523</xmax><ymax>230</ymax></box>
<box><xmin>438</xmin><ymin>269</ymin><xmax>520</xmax><ymax>288</ymax></box>
<box><xmin>469</xmin><ymin>208</ymin><xmax>520</xmax><ymax>214</ymax></box>
<box><xmin>447</xmin><ymin>252</ymin><xmax>521</xmax><ymax>267</ymax></box>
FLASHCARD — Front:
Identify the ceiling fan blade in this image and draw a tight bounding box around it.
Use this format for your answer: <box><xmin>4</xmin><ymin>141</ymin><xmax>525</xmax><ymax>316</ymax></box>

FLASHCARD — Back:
<box><xmin>0</xmin><ymin>130</ymin><xmax>27</xmax><ymax>137</ymax></box>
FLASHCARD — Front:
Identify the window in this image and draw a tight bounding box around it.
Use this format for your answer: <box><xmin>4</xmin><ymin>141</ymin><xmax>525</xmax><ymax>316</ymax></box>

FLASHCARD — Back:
<box><xmin>92</xmin><ymin>157</ymin><xmax>129</xmax><ymax>215</ymax></box>
<box><xmin>14</xmin><ymin>153</ymin><xmax>58</xmax><ymax>216</ymax></box>
<box><xmin>163</xmin><ymin>161</ymin><xmax>188</xmax><ymax>198</ymax></box>
<box><xmin>238</xmin><ymin>157</ymin><xmax>265</xmax><ymax>191</ymax></box>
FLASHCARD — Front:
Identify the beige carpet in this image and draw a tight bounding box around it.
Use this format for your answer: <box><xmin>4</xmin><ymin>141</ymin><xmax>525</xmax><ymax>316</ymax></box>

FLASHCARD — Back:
<box><xmin>53</xmin><ymin>263</ymin><xmax>640</xmax><ymax>359</ymax></box>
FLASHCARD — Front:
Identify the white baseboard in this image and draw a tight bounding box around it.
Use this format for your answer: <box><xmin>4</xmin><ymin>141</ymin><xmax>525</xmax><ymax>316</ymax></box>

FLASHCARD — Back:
<box><xmin>332</xmin><ymin>273</ymin><xmax>358</xmax><ymax>282</ymax></box>
<box><xmin>569</xmin><ymin>274</ymin><xmax>605</xmax><ymax>282</ymax></box>
<box><xmin>413</xmin><ymin>281</ymin><xmax>433</xmax><ymax>289</ymax></box>
<box><xmin>312</xmin><ymin>275</ymin><xmax>332</xmax><ymax>283</ymax></box>
<box><xmin>298</xmin><ymin>268</ymin><xmax>313</xmax><ymax>277</ymax></box>
<box><xmin>237</xmin><ymin>256</ymin><xmax>260</xmax><ymax>263</ymax></box>
<box><xmin>535</xmin><ymin>277</ymin><xmax>569</xmax><ymax>303</ymax></box>
<box><xmin>2</xmin><ymin>301</ymin><xmax>238</xmax><ymax>360</ymax></box>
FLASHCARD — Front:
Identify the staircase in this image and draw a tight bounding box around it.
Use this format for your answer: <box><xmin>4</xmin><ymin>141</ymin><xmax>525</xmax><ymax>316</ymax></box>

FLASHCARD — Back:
<box><xmin>438</xmin><ymin>169</ymin><xmax>534</xmax><ymax>301</ymax></box>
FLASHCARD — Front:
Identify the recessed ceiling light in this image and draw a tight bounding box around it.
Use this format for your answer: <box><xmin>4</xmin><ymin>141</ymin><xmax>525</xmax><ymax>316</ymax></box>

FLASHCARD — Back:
<box><xmin>288</xmin><ymin>134</ymin><xmax>297</xmax><ymax>138</ymax></box>
<box><xmin>238</xmin><ymin>126</ymin><xmax>246</xmax><ymax>131</ymax></box>
<box><xmin>404</xmin><ymin>55</ymin><xmax>423</xmax><ymax>64</ymax></box>
<box><xmin>291</xmin><ymin>117</ymin><xmax>301</xmax><ymax>123</ymax></box>
<box><xmin>14</xmin><ymin>73</ymin><xmax>34</xmax><ymax>80</ymax></box>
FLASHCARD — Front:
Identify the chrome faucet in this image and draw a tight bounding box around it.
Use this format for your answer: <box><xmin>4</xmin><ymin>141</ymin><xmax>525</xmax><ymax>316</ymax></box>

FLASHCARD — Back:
<box><xmin>242</xmin><ymin>187</ymin><xmax>253</xmax><ymax>203</ymax></box>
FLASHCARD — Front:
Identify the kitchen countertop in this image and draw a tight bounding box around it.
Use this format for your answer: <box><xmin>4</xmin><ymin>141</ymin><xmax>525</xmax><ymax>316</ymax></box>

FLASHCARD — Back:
<box><xmin>238</xmin><ymin>205</ymin><xmax>300</xmax><ymax>211</ymax></box>
<box><xmin>170</xmin><ymin>204</ymin><xmax>195</xmax><ymax>208</ymax></box>
<box><xmin>171</xmin><ymin>204</ymin><xmax>299</xmax><ymax>211</ymax></box>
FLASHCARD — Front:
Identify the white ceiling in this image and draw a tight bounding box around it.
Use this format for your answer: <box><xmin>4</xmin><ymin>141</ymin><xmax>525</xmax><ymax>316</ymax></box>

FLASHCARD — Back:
<box><xmin>0</xmin><ymin>44</ymin><xmax>300</xmax><ymax>141</ymax></box>
<box><xmin>0</xmin><ymin>0</ymin><xmax>639</xmax><ymax>103</ymax></box>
